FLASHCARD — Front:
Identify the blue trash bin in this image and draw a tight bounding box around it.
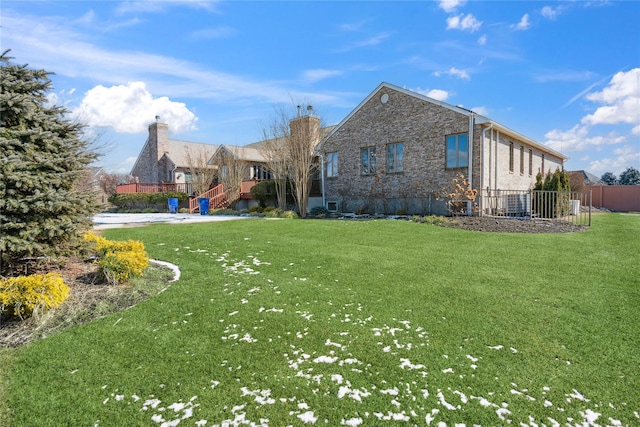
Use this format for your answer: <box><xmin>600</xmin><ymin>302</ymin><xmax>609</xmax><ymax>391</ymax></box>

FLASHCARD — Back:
<box><xmin>167</xmin><ymin>198</ymin><xmax>179</xmax><ymax>214</ymax></box>
<box><xmin>198</xmin><ymin>197</ymin><xmax>209</xmax><ymax>215</ymax></box>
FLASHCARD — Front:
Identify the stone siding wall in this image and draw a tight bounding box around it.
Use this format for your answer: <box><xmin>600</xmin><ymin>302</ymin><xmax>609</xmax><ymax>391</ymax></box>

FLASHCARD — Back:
<box><xmin>131</xmin><ymin>122</ymin><xmax>170</xmax><ymax>182</ymax></box>
<box><xmin>321</xmin><ymin>87</ymin><xmax>478</xmax><ymax>215</ymax></box>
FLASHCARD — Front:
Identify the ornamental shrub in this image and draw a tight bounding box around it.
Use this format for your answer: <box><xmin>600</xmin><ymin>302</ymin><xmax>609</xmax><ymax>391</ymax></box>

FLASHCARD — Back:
<box><xmin>281</xmin><ymin>210</ymin><xmax>299</xmax><ymax>219</ymax></box>
<box><xmin>310</xmin><ymin>206</ymin><xmax>329</xmax><ymax>216</ymax></box>
<box><xmin>84</xmin><ymin>234</ymin><xmax>149</xmax><ymax>285</ymax></box>
<box><xmin>0</xmin><ymin>273</ymin><xmax>69</xmax><ymax>319</ymax></box>
<box><xmin>108</xmin><ymin>192</ymin><xmax>188</xmax><ymax>211</ymax></box>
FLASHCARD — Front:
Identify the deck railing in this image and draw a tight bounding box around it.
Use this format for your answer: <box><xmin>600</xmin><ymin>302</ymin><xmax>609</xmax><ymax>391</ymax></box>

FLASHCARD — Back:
<box><xmin>116</xmin><ymin>182</ymin><xmax>193</xmax><ymax>194</ymax></box>
<box><xmin>189</xmin><ymin>184</ymin><xmax>229</xmax><ymax>213</ymax></box>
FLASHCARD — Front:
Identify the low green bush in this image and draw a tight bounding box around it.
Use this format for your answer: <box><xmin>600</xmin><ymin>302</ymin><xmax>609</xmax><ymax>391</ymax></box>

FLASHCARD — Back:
<box><xmin>310</xmin><ymin>206</ymin><xmax>329</xmax><ymax>216</ymax></box>
<box><xmin>281</xmin><ymin>210</ymin><xmax>299</xmax><ymax>219</ymax></box>
<box><xmin>108</xmin><ymin>192</ymin><xmax>188</xmax><ymax>211</ymax></box>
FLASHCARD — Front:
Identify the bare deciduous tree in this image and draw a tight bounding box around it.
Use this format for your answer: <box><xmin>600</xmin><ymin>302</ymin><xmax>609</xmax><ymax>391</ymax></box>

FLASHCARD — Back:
<box><xmin>260</xmin><ymin>108</ymin><xmax>290</xmax><ymax>210</ymax></box>
<box><xmin>288</xmin><ymin>109</ymin><xmax>321</xmax><ymax>218</ymax></box>
<box><xmin>258</xmin><ymin>103</ymin><xmax>324</xmax><ymax>217</ymax></box>
<box><xmin>184</xmin><ymin>146</ymin><xmax>217</xmax><ymax>196</ymax></box>
<box><xmin>98</xmin><ymin>173</ymin><xmax>129</xmax><ymax>195</ymax></box>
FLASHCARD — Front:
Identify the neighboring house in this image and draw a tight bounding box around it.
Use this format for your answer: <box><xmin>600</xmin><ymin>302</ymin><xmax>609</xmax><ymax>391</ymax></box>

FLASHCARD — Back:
<box><xmin>568</xmin><ymin>170</ymin><xmax>604</xmax><ymax>189</ymax></box>
<box><xmin>130</xmin><ymin>121</ymin><xmax>219</xmax><ymax>193</ymax></box>
<box><xmin>83</xmin><ymin>166</ymin><xmax>109</xmax><ymax>205</ymax></box>
<box><xmin>316</xmin><ymin>82</ymin><xmax>567</xmax><ymax>216</ymax></box>
<box><xmin>129</xmin><ymin>117</ymin><xmax>334</xmax><ymax>210</ymax></box>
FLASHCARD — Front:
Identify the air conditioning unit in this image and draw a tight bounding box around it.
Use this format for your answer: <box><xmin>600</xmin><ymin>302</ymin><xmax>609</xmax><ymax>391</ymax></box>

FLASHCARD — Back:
<box><xmin>503</xmin><ymin>193</ymin><xmax>531</xmax><ymax>216</ymax></box>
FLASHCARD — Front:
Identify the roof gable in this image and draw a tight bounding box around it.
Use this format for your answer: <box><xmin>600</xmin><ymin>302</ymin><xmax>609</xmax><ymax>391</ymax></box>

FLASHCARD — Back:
<box><xmin>162</xmin><ymin>140</ymin><xmax>219</xmax><ymax>168</ymax></box>
<box><xmin>211</xmin><ymin>144</ymin><xmax>270</xmax><ymax>163</ymax></box>
<box><xmin>316</xmin><ymin>81</ymin><xmax>566</xmax><ymax>160</ymax></box>
<box><xmin>318</xmin><ymin>82</ymin><xmax>483</xmax><ymax>150</ymax></box>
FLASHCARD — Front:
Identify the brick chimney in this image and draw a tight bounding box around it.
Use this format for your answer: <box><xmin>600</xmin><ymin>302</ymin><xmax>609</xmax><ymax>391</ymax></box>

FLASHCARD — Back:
<box><xmin>289</xmin><ymin>115</ymin><xmax>321</xmax><ymax>147</ymax></box>
<box><xmin>149</xmin><ymin>121</ymin><xmax>170</xmax><ymax>162</ymax></box>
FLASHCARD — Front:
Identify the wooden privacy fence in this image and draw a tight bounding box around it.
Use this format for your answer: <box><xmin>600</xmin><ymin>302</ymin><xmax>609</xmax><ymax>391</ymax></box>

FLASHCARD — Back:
<box><xmin>480</xmin><ymin>189</ymin><xmax>592</xmax><ymax>226</ymax></box>
<box><xmin>584</xmin><ymin>185</ymin><xmax>640</xmax><ymax>212</ymax></box>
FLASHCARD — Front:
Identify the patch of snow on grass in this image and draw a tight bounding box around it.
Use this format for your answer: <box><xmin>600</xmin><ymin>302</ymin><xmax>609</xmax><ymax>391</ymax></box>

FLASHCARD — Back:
<box><xmin>313</xmin><ymin>355</ymin><xmax>338</xmax><ymax>363</ymax></box>
<box><xmin>436</xmin><ymin>391</ymin><xmax>458</xmax><ymax>410</ymax></box>
<box><xmin>297</xmin><ymin>411</ymin><xmax>318</xmax><ymax>424</ymax></box>
<box><xmin>341</xmin><ymin>417</ymin><xmax>363</xmax><ymax>426</ymax></box>
<box><xmin>399</xmin><ymin>358</ymin><xmax>425</xmax><ymax>370</ymax></box>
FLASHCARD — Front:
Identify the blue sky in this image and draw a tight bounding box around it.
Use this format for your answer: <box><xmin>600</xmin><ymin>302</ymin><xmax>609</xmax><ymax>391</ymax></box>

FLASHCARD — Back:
<box><xmin>2</xmin><ymin>0</ymin><xmax>639</xmax><ymax>177</ymax></box>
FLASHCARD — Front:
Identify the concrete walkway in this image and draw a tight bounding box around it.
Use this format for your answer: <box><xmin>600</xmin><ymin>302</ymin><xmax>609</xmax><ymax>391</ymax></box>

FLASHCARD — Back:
<box><xmin>93</xmin><ymin>213</ymin><xmax>249</xmax><ymax>230</ymax></box>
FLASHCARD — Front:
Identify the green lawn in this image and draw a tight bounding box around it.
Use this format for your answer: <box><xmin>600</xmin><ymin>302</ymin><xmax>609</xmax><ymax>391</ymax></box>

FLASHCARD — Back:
<box><xmin>2</xmin><ymin>213</ymin><xmax>639</xmax><ymax>426</ymax></box>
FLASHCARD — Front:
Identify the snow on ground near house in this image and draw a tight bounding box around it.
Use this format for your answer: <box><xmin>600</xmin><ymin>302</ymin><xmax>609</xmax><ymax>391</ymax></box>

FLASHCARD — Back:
<box><xmin>93</xmin><ymin>213</ymin><xmax>248</xmax><ymax>229</ymax></box>
<box><xmin>99</xmin><ymin>245</ymin><xmax>638</xmax><ymax>427</ymax></box>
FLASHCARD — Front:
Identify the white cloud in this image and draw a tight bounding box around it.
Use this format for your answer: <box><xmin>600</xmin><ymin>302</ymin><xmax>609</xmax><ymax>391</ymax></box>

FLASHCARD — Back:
<box><xmin>438</xmin><ymin>0</ymin><xmax>466</xmax><ymax>13</ymax></box>
<box><xmin>303</xmin><ymin>69</ymin><xmax>343</xmax><ymax>83</ymax></box>
<box><xmin>582</xmin><ymin>68</ymin><xmax>640</xmax><ymax>127</ymax></box>
<box><xmin>435</xmin><ymin>67</ymin><xmax>471</xmax><ymax>80</ymax></box>
<box><xmin>545</xmin><ymin>69</ymin><xmax>639</xmax><ymax>174</ymax></box>
<box><xmin>544</xmin><ymin>124</ymin><xmax>625</xmax><ymax>153</ymax></box>
<box><xmin>188</xmin><ymin>26</ymin><xmax>236</xmax><ymax>40</ymax></box>
<box><xmin>411</xmin><ymin>88</ymin><xmax>450</xmax><ymax>101</ymax></box>
<box><xmin>541</xmin><ymin>5</ymin><xmax>561</xmax><ymax>20</ymax></box>
<box><xmin>511</xmin><ymin>14</ymin><xmax>531</xmax><ymax>31</ymax></box>
<box><xmin>116</xmin><ymin>0</ymin><xmax>218</xmax><ymax>14</ymax></box>
<box><xmin>334</xmin><ymin>32</ymin><xmax>392</xmax><ymax>52</ymax></box>
<box><xmin>534</xmin><ymin>70</ymin><xmax>596</xmax><ymax>83</ymax></box>
<box><xmin>587</xmin><ymin>145</ymin><xmax>640</xmax><ymax>175</ymax></box>
<box><xmin>446</xmin><ymin>14</ymin><xmax>482</xmax><ymax>32</ymax></box>
<box><xmin>1</xmin><ymin>11</ymin><xmax>300</xmax><ymax>104</ymax></box>
<box><xmin>477</xmin><ymin>34</ymin><xmax>487</xmax><ymax>46</ymax></box>
<box><xmin>73</xmin><ymin>82</ymin><xmax>198</xmax><ymax>134</ymax></box>
<box><xmin>427</xmin><ymin>89</ymin><xmax>449</xmax><ymax>101</ymax></box>
<box><xmin>471</xmin><ymin>106</ymin><xmax>489</xmax><ymax>116</ymax></box>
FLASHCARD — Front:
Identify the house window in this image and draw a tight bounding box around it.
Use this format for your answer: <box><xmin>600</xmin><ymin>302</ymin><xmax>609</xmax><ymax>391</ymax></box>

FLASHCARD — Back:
<box><xmin>251</xmin><ymin>164</ymin><xmax>272</xmax><ymax>180</ymax></box>
<box><xmin>386</xmin><ymin>143</ymin><xmax>404</xmax><ymax>173</ymax></box>
<box><xmin>520</xmin><ymin>146</ymin><xmax>525</xmax><ymax>175</ymax></box>
<box><xmin>326</xmin><ymin>152</ymin><xmax>338</xmax><ymax>178</ymax></box>
<box><xmin>184</xmin><ymin>171</ymin><xmax>193</xmax><ymax>183</ymax></box>
<box><xmin>528</xmin><ymin>149</ymin><xmax>533</xmax><ymax>176</ymax></box>
<box><xmin>509</xmin><ymin>142</ymin><xmax>514</xmax><ymax>172</ymax></box>
<box><xmin>541</xmin><ymin>154</ymin><xmax>545</xmax><ymax>174</ymax></box>
<box><xmin>446</xmin><ymin>134</ymin><xmax>468</xmax><ymax>168</ymax></box>
<box><xmin>361</xmin><ymin>147</ymin><xmax>376</xmax><ymax>175</ymax></box>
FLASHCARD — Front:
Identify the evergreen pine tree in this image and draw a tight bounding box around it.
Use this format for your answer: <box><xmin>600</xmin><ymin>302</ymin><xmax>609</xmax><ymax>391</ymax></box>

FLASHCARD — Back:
<box><xmin>0</xmin><ymin>52</ymin><xmax>100</xmax><ymax>273</ymax></box>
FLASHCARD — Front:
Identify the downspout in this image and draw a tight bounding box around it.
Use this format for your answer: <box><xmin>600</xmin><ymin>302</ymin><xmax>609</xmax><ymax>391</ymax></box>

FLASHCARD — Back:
<box><xmin>495</xmin><ymin>130</ymin><xmax>500</xmax><ymax>192</ymax></box>
<box><xmin>467</xmin><ymin>112</ymin><xmax>475</xmax><ymax>216</ymax></box>
<box><xmin>481</xmin><ymin>123</ymin><xmax>494</xmax><ymax>216</ymax></box>
<box><xmin>320</xmin><ymin>153</ymin><xmax>326</xmax><ymax>208</ymax></box>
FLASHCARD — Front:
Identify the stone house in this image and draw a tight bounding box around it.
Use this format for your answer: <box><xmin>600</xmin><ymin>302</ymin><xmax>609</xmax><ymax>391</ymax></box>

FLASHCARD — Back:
<box><xmin>130</xmin><ymin>121</ymin><xmax>219</xmax><ymax>193</ymax></box>
<box><xmin>315</xmin><ymin>82</ymin><xmax>567</xmax><ymax>216</ymax></box>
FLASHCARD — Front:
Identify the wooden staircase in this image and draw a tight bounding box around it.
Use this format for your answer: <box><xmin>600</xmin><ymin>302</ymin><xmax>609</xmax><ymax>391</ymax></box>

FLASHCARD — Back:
<box><xmin>189</xmin><ymin>184</ymin><xmax>230</xmax><ymax>214</ymax></box>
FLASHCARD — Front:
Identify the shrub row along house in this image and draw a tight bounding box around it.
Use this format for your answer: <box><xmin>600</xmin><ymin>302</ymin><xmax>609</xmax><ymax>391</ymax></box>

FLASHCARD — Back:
<box><xmin>124</xmin><ymin>82</ymin><xmax>566</xmax><ymax>216</ymax></box>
